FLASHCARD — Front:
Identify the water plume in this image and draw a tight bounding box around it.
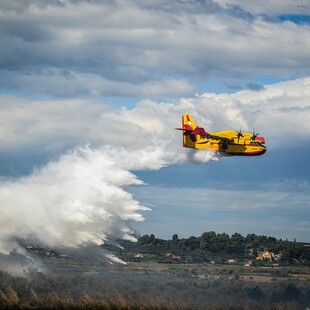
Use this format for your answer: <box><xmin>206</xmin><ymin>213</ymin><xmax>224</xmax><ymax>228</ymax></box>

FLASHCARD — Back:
<box><xmin>0</xmin><ymin>98</ymin><xmax>232</xmax><ymax>274</ymax></box>
<box><xmin>0</xmin><ymin>146</ymin><xmax>150</xmax><ymax>272</ymax></box>
<box><xmin>187</xmin><ymin>149</ymin><xmax>220</xmax><ymax>164</ymax></box>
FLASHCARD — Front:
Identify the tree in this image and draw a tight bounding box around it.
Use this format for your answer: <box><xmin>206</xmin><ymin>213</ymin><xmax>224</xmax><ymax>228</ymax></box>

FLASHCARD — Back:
<box><xmin>172</xmin><ymin>234</ymin><xmax>179</xmax><ymax>244</ymax></box>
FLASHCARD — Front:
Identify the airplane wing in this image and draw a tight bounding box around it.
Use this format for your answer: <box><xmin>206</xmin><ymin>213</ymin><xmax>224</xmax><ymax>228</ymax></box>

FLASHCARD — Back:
<box><xmin>207</xmin><ymin>133</ymin><xmax>231</xmax><ymax>141</ymax></box>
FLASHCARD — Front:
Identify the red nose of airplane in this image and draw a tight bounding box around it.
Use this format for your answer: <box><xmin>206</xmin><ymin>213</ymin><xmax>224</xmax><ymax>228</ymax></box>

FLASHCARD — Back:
<box><xmin>256</xmin><ymin>136</ymin><xmax>265</xmax><ymax>144</ymax></box>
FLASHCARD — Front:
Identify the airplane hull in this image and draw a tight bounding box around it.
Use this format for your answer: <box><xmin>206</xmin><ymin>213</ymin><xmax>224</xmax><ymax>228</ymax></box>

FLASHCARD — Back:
<box><xmin>185</xmin><ymin>139</ymin><xmax>266</xmax><ymax>156</ymax></box>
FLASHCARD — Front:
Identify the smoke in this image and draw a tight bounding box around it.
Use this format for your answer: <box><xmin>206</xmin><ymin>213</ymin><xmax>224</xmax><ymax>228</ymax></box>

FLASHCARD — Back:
<box><xmin>0</xmin><ymin>247</ymin><xmax>47</xmax><ymax>277</ymax></box>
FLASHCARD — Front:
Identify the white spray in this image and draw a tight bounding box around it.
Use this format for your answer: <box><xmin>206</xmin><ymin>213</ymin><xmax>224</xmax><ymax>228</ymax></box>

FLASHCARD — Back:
<box><xmin>187</xmin><ymin>149</ymin><xmax>220</xmax><ymax>164</ymax></box>
<box><xmin>0</xmin><ymin>146</ymin><xmax>152</xmax><ymax>273</ymax></box>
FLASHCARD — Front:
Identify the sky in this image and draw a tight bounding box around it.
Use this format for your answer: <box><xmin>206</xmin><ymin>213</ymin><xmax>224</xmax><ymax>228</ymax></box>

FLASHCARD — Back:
<box><xmin>0</xmin><ymin>0</ymin><xmax>309</xmax><ymax>258</ymax></box>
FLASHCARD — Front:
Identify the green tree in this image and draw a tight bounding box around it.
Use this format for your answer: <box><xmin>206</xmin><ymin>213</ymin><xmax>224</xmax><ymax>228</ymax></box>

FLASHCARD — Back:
<box><xmin>172</xmin><ymin>234</ymin><xmax>179</xmax><ymax>244</ymax></box>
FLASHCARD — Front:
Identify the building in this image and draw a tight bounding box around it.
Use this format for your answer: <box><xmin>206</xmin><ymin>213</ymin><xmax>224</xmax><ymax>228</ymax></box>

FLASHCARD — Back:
<box><xmin>134</xmin><ymin>253</ymin><xmax>144</xmax><ymax>258</ymax></box>
<box><xmin>256</xmin><ymin>250</ymin><xmax>275</xmax><ymax>261</ymax></box>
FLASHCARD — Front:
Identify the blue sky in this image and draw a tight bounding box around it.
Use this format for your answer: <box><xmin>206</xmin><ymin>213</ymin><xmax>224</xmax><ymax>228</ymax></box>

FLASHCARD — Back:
<box><xmin>0</xmin><ymin>0</ymin><xmax>309</xmax><ymax>252</ymax></box>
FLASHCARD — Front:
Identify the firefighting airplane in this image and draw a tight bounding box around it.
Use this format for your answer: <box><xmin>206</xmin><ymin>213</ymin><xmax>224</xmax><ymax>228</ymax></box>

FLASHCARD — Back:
<box><xmin>176</xmin><ymin>114</ymin><xmax>266</xmax><ymax>156</ymax></box>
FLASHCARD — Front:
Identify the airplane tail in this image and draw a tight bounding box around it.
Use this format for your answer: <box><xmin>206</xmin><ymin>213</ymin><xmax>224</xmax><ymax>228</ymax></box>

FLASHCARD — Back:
<box><xmin>176</xmin><ymin>114</ymin><xmax>208</xmax><ymax>148</ymax></box>
<box><xmin>182</xmin><ymin>114</ymin><xmax>197</xmax><ymax>130</ymax></box>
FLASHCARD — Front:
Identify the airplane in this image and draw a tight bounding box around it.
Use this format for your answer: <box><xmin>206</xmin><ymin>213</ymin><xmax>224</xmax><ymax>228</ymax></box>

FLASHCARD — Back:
<box><xmin>176</xmin><ymin>114</ymin><xmax>266</xmax><ymax>156</ymax></box>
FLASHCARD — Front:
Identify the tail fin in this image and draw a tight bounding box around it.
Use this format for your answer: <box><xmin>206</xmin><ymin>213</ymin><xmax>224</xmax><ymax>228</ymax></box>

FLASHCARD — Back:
<box><xmin>182</xmin><ymin>114</ymin><xmax>197</xmax><ymax>130</ymax></box>
<box><xmin>176</xmin><ymin>114</ymin><xmax>208</xmax><ymax>148</ymax></box>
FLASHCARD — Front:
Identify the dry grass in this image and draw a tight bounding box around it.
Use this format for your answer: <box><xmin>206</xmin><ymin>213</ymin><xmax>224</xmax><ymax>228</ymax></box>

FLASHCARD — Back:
<box><xmin>0</xmin><ymin>287</ymin><xmax>189</xmax><ymax>309</ymax></box>
<box><xmin>0</xmin><ymin>287</ymin><xmax>305</xmax><ymax>310</ymax></box>
<box><xmin>0</xmin><ymin>286</ymin><xmax>20</xmax><ymax>308</ymax></box>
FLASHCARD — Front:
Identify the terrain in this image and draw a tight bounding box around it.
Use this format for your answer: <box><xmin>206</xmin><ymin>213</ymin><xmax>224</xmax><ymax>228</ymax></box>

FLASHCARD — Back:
<box><xmin>0</xmin><ymin>232</ymin><xmax>309</xmax><ymax>309</ymax></box>
<box><xmin>0</xmin><ymin>257</ymin><xmax>309</xmax><ymax>309</ymax></box>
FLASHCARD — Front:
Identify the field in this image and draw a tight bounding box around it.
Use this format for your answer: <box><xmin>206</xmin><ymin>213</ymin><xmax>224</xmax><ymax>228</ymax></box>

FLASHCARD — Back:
<box><xmin>0</xmin><ymin>255</ymin><xmax>309</xmax><ymax>309</ymax></box>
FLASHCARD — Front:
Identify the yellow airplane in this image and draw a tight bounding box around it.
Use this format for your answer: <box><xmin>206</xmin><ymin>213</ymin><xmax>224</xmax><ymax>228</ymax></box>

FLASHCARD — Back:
<box><xmin>176</xmin><ymin>114</ymin><xmax>266</xmax><ymax>156</ymax></box>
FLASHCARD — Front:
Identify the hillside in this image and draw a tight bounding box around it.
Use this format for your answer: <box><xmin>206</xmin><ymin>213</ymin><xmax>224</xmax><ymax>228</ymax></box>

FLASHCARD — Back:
<box><xmin>103</xmin><ymin>232</ymin><xmax>310</xmax><ymax>265</ymax></box>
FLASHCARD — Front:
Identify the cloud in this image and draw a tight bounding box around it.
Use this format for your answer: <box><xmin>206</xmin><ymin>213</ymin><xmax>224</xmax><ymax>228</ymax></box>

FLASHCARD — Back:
<box><xmin>215</xmin><ymin>0</ymin><xmax>310</xmax><ymax>15</ymax></box>
<box><xmin>0</xmin><ymin>77</ymin><xmax>309</xmax><ymax>160</ymax></box>
<box><xmin>232</xmin><ymin>78</ymin><xmax>310</xmax><ymax>146</ymax></box>
<box><xmin>0</xmin><ymin>0</ymin><xmax>309</xmax><ymax>97</ymax></box>
<box><xmin>0</xmin><ymin>70</ymin><xmax>195</xmax><ymax>98</ymax></box>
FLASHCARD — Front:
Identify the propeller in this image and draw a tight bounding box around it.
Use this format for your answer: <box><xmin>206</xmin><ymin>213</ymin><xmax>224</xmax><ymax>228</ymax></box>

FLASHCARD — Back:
<box><xmin>236</xmin><ymin>128</ymin><xmax>243</xmax><ymax>142</ymax></box>
<box><xmin>251</xmin><ymin>128</ymin><xmax>259</xmax><ymax>141</ymax></box>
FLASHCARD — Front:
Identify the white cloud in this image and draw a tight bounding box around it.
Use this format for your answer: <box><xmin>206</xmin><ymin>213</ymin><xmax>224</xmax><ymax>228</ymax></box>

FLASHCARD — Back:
<box><xmin>216</xmin><ymin>0</ymin><xmax>310</xmax><ymax>15</ymax></box>
<box><xmin>0</xmin><ymin>77</ymin><xmax>309</xmax><ymax>158</ymax></box>
<box><xmin>233</xmin><ymin>78</ymin><xmax>310</xmax><ymax>146</ymax></box>
<box><xmin>0</xmin><ymin>1</ymin><xmax>309</xmax><ymax>97</ymax></box>
<box><xmin>0</xmin><ymin>70</ymin><xmax>195</xmax><ymax>98</ymax></box>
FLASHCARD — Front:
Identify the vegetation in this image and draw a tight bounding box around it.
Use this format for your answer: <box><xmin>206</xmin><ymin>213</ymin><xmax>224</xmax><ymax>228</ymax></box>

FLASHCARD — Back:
<box><xmin>104</xmin><ymin>231</ymin><xmax>310</xmax><ymax>265</ymax></box>
<box><xmin>1</xmin><ymin>231</ymin><xmax>308</xmax><ymax>309</ymax></box>
<box><xmin>0</xmin><ymin>262</ymin><xmax>309</xmax><ymax>309</ymax></box>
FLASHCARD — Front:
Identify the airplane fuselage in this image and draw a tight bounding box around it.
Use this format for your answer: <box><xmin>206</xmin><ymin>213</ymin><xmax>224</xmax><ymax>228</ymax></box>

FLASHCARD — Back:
<box><xmin>186</xmin><ymin>130</ymin><xmax>266</xmax><ymax>156</ymax></box>
<box><xmin>177</xmin><ymin>114</ymin><xmax>267</xmax><ymax>156</ymax></box>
